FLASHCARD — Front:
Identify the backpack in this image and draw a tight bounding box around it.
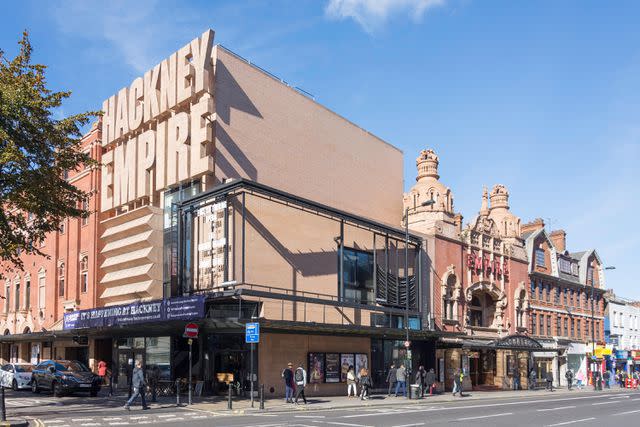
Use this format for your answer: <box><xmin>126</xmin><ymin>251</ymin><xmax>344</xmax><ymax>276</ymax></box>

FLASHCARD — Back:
<box><xmin>295</xmin><ymin>368</ymin><xmax>304</xmax><ymax>382</ymax></box>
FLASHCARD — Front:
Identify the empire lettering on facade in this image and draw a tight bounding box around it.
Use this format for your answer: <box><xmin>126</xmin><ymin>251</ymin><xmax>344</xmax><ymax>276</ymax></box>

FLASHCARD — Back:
<box><xmin>101</xmin><ymin>29</ymin><xmax>216</xmax><ymax>212</ymax></box>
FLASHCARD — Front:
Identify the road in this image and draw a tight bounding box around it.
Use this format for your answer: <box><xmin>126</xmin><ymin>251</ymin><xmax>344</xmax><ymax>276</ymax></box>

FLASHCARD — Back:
<box><xmin>3</xmin><ymin>388</ymin><xmax>639</xmax><ymax>426</ymax></box>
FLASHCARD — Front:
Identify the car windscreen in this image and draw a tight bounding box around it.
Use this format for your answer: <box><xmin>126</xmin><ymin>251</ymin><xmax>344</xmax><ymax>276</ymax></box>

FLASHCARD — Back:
<box><xmin>14</xmin><ymin>365</ymin><xmax>33</xmax><ymax>372</ymax></box>
<box><xmin>55</xmin><ymin>362</ymin><xmax>89</xmax><ymax>372</ymax></box>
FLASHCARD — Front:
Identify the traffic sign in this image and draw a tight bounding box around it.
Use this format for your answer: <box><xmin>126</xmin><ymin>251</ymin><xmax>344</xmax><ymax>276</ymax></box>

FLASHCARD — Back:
<box><xmin>246</xmin><ymin>322</ymin><xmax>260</xmax><ymax>343</ymax></box>
<box><xmin>184</xmin><ymin>323</ymin><xmax>199</xmax><ymax>338</ymax></box>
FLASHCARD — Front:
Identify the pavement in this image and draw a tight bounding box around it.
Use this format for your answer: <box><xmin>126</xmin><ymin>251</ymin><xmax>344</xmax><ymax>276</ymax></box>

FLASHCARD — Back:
<box><xmin>1</xmin><ymin>385</ymin><xmax>638</xmax><ymax>426</ymax></box>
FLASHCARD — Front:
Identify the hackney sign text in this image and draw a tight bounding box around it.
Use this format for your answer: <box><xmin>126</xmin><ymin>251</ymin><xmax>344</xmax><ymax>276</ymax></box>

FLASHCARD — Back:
<box><xmin>245</xmin><ymin>322</ymin><xmax>260</xmax><ymax>343</ymax></box>
<box><xmin>63</xmin><ymin>295</ymin><xmax>205</xmax><ymax>330</ymax></box>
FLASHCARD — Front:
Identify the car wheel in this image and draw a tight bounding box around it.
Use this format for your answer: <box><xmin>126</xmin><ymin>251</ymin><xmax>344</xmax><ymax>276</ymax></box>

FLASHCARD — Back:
<box><xmin>52</xmin><ymin>381</ymin><xmax>62</xmax><ymax>397</ymax></box>
<box><xmin>11</xmin><ymin>379</ymin><xmax>18</xmax><ymax>391</ymax></box>
<box><xmin>31</xmin><ymin>380</ymin><xmax>40</xmax><ymax>394</ymax></box>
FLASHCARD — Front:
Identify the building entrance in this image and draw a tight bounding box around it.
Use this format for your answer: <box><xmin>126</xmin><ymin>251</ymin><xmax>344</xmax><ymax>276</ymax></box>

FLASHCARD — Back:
<box><xmin>468</xmin><ymin>350</ymin><xmax>496</xmax><ymax>388</ymax></box>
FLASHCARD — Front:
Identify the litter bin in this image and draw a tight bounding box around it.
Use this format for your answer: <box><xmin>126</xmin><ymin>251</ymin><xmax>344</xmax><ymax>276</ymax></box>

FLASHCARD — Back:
<box><xmin>409</xmin><ymin>384</ymin><xmax>421</xmax><ymax>399</ymax></box>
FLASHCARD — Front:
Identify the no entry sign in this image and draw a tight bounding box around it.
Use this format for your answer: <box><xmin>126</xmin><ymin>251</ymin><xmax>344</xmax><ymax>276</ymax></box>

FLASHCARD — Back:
<box><xmin>184</xmin><ymin>322</ymin><xmax>199</xmax><ymax>338</ymax></box>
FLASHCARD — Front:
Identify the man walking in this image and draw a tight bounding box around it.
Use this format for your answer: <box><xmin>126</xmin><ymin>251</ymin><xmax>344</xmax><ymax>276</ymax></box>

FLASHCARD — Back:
<box><xmin>386</xmin><ymin>363</ymin><xmax>397</xmax><ymax>396</ymax></box>
<box><xmin>294</xmin><ymin>363</ymin><xmax>307</xmax><ymax>405</ymax></box>
<box><xmin>415</xmin><ymin>366</ymin><xmax>426</xmax><ymax>397</ymax></box>
<box><xmin>545</xmin><ymin>371</ymin><xmax>554</xmax><ymax>392</ymax></box>
<box><xmin>453</xmin><ymin>370</ymin><xmax>463</xmax><ymax>397</ymax></box>
<box><xmin>512</xmin><ymin>366</ymin><xmax>520</xmax><ymax>390</ymax></box>
<box><xmin>394</xmin><ymin>363</ymin><xmax>407</xmax><ymax>397</ymax></box>
<box><xmin>282</xmin><ymin>362</ymin><xmax>295</xmax><ymax>403</ymax></box>
<box><xmin>603</xmin><ymin>370</ymin><xmax>611</xmax><ymax>389</ymax></box>
<box><xmin>124</xmin><ymin>360</ymin><xmax>149</xmax><ymax>411</ymax></box>
<box><xmin>565</xmin><ymin>369</ymin><xmax>573</xmax><ymax>391</ymax></box>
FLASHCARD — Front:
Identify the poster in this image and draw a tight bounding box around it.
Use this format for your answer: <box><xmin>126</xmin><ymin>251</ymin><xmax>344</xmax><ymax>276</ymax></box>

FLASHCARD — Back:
<box><xmin>355</xmin><ymin>353</ymin><xmax>369</xmax><ymax>375</ymax></box>
<box><xmin>325</xmin><ymin>353</ymin><xmax>340</xmax><ymax>383</ymax></box>
<box><xmin>308</xmin><ymin>353</ymin><xmax>325</xmax><ymax>383</ymax></box>
<box><xmin>341</xmin><ymin>354</ymin><xmax>355</xmax><ymax>382</ymax></box>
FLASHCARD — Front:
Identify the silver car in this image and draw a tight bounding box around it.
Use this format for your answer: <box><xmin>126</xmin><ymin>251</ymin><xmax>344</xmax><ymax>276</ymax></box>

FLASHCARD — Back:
<box><xmin>0</xmin><ymin>363</ymin><xmax>34</xmax><ymax>390</ymax></box>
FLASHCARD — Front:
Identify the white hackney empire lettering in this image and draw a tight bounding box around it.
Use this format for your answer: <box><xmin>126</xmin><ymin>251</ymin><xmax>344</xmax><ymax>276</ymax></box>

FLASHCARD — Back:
<box><xmin>101</xmin><ymin>29</ymin><xmax>216</xmax><ymax>212</ymax></box>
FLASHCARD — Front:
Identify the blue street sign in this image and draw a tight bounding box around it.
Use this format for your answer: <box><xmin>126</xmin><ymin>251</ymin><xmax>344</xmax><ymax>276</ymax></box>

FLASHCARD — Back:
<box><xmin>246</xmin><ymin>322</ymin><xmax>260</xmax><ymax>343</ymax></box>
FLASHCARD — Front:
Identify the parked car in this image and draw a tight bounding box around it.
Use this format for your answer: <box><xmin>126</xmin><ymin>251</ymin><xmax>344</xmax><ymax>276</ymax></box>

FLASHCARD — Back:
<box><xmin>0</xmin><ymin>363</ymin><xmax>34</xmax><ymax>390</ymax></box>
<box><xmin>31</xmin><ymin>360</ymin><xmax>101</xmax><ymax>397</ymax></box>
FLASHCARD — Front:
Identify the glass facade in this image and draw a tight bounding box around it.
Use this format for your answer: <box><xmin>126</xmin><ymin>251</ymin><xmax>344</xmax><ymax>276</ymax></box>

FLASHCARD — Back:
<box><xmin>341</xmin><ymin>248</ymin><xmax>374</xmax><ymax>304</ymax></box>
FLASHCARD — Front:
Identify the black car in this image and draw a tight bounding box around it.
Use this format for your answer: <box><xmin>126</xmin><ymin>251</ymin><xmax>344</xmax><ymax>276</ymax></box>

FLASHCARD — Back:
<box><xmin>31</xmin><ymin>360</ymin><xmax>101</xmax><ymax>397</ymax></box>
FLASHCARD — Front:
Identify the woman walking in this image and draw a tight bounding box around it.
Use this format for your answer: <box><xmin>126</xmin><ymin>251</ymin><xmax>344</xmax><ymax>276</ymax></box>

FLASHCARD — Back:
<box><xmin>359</xmin><ymin>368</ymin><xmax>372</xmax><ymax>400</ymax></box>
<box><xmin>347</xmin><ymin>365</ymin><xmax>358</xmax><ymax>397</ymax></box>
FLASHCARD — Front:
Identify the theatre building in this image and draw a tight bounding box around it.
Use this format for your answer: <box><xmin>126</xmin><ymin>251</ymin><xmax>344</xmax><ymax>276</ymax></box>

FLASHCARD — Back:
<box><xmin>404</xmin><ymin>149</ymin><xmax>539</xmax><ymax>391</ymax></box>
<box><xmin>48</xmin><ymin>29</ymin><xmax>437</xmax><ymax>397</ymax></box>
<box><xmin>522</xmin><ymin>220</ymin><xmax>607</xmax><ymax>387</ymax></box>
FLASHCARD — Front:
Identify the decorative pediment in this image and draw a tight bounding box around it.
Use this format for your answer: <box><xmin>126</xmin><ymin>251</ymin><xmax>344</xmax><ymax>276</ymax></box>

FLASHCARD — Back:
<box><xmin>469</xmin><ymin>215</ymin><xmax>500</xmax><ymax>238</ymax></box>
<box><xmin>491</xmin><ymin>334</ymin><xmax>543</xmax><ymax>350</ymax></box>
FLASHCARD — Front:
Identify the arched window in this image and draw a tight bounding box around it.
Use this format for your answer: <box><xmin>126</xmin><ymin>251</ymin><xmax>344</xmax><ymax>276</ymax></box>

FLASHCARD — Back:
<box><xmin>80</xmin><ymin>255</ymin><xmax>89</xmax><ymax>293</ymax></box>
<box><xmin>470</xmin><ymin>296</ymin><xmax>483</xmax><ymax>327</ymax></box>
<box><xmin>443</xmin><ymin>274</ymin><xmax>457</xmax><ymax>320</ymax></box>
<box><xmin>58</xmin><ymin>262</ymin><xmax>65</xmax><ymax>297</ymax></box>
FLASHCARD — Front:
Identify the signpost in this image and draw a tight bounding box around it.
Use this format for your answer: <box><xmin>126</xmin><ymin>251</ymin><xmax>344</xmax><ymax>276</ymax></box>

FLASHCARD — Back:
<box><xmin>184</xmin><ymin>323</ymin><xmax>199</xmax><ymax>405</ymax></box>
<box><xmin>245</xmin><ymin>322</ymin><xmax>260</xmax><ymax>408</ymax></box>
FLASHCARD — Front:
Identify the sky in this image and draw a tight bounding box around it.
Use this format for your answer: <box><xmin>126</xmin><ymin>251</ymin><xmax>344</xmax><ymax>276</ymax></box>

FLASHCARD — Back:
<box><xmin>1</xmin><ymin>0</ymin><xmax>639</xmax><ymax>297</ymax></box>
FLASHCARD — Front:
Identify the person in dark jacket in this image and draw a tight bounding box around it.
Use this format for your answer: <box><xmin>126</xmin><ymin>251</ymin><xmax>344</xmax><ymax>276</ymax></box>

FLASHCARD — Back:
<box><xmin>415</xmin><ymin>366</ymin><xmax>426</xmax><ymax>397</ymax></box>
<box><xmin>359</xmin><ymin>368</ymin><xmax>372</xmax><ymax>400</ymax></box>
<box><xmin>124</xmin><ymin>360</ymin><xmax>149</xmax><ymax>410</ymax></box>
<box><xmin>453</xmin><ymin>370</ymin><xmax>463</xmax><ymax>397</ymax></box>
<box><xmin>565</xmin><ymin>369</ymin><xmax>574</xmax><ymax>391</ymax></box>
<box><xmin>386</xmin><ymin>364</ymin><xmax>397</xmax><ymax>396</ymax></box>
<box><xmin>282</xmin><ymin>362</ymin><xmax>295</xmax><ymax>403</ymax></box>
<box><xmin>425</xmin><ymin>368</ymin><xmax>436</xmax><ymax>395</ymax></box>
<box><xmin>545</xmin><ymin>371</ymin><xmax>554</xmax><ymax>392</ymax></box>
<box><xmin>603</xmin><ymin>370</ymin><xmax>611</xmax><ymax>389</ymax></box>
<box><xmin>529</xmin><ymin>369</ymin><xmax>537</xmax><ymax>390</ymax></box>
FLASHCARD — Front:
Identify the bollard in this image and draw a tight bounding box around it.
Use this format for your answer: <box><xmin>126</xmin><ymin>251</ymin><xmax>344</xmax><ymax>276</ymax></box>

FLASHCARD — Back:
<box><xmin>1</xmin><ymin>385</ymin><xmax>6</xmax><ymax>422</ymax></box>
<box><xmin>176</xmin><ymin>379</ymin><xmax>181</xmax><ymax>406</ymax></box>
<box><xmin>259</xmin><ymin>384</ymin><xmax>264</xmax><ymax>410</ymax></box>
<box><xmin>227</xmin><ymin>382</ymin><xmax>232</xmax><ymax>410</ymax></box>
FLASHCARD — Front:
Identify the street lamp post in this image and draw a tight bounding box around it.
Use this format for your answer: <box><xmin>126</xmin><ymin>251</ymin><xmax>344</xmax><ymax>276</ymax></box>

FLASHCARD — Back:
<box><xmin>404</xmin><ymin>199</ymin><xmax>435</xmax><ymax>396</ymax></box>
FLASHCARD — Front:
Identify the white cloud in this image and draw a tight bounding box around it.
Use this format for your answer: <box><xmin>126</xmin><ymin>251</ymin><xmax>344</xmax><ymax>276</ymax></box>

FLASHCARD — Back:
<box><xmin>325</xmin><ymin>0</ymin><xmax>446</xmax><ymax>33</ymax></box>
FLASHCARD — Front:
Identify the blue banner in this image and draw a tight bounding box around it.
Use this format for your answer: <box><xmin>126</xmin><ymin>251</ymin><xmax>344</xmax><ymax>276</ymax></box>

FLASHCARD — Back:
<box><xmin>63</xmin><ymin>295</ymin><xmax>206</xmax><ymax>330</ymax></box>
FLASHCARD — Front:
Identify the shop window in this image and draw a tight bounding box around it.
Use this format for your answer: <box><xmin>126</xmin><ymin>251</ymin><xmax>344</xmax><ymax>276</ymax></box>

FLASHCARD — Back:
<box><xmin>146</xmin><ymin>337</ymin><xmax>171</xmax><ymax>381</ymax></box>
<box><xmin>58</xmin><ymin>262</ymin><xmax>65</xmax><ymax>297</ymax></box>
<box><xmin>535</xmin><ymin>249</ymin><xmax>545</xmax><ymax>267</ymax></box>
<box><xmin>340</xmin><ymin>248</ymin><xmax>374</xmax><ymax>305</ymax></box>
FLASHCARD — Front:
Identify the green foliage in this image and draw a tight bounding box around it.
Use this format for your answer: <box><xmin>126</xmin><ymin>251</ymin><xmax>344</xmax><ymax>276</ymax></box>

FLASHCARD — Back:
<box><xmin>0</xmin><ymin>31</ymin><xmax>99</xmax><ymax>277</ymax></box>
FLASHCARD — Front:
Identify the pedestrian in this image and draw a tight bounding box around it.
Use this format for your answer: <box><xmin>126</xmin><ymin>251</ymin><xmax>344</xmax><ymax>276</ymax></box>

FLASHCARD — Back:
<box><xmin>124</xmin><ymin>360</ymin><xmax>149</xmax><ymax>411</ymax></box>
<box><xmin>565</xmin><ymin>369</ymin><xmax>573</xmax><ymax>391</ymax></box>
<box><xmin>347</xmin><ymin>365</ymin><xmax>358</xmax><ymax>397</ymax></box>
<box><xmin>603</xmin><ymin>370</ymin><xmax>611</xmax><ymax>389</ymax></box>
<box><xmin>545</xmin><ymin>371</ymin><xmax>554</xmax><ymax>392</ymax></box>
<box><xmin>415</xmin><ymin>366</ymin><xmax>426</xmax><ymax>397</ymax></box>
<box><xmin>148</xmin><ymin>364</ymin><xmax>160</xmax><ymax>403</ymax></box>
<box><xmin>294</xmin><ymin>363</ymin><xmax>307</xmax><ymax>405</ymax></box>
<box><xmin>512</xmin><ymin>366</ymin><xmax>520</xmax><ymax>391</ymax></box>
<box><xmin>453</xmin><ymin>369</ymin><xmax>463</xmax><ymax>397</ymax></box>
<box><xmin>425</xmin><ymin>368</ymin><xmax>436</xmax><ymax>396</ymax></box>
<box><xmin>282</xmin><ymin>362</ymin><xmax>295</xmax><ymax>403</ymax></box>
<box><xmin>386</xmin><ymin>363</ymin><xmax>397</xmax><ymax>396</ymax></box>
<box><xmin>359</xmin><ymin>368</ymin><xmax>372</xmax><ymax>400</ymax></box>
<box><xmin>395</xmin><ymin>363</ymin><xmax>407</xmax><ymax>397</ymax></box>
<box><xmin>529</xmin><ymin>369</ymin><xmax>537</xmax><ymax>391</ymax></box>
<box><xmin>98</xmin><ymin>360</ymin><xmax>108</xmax><ymax>385</ymax></box>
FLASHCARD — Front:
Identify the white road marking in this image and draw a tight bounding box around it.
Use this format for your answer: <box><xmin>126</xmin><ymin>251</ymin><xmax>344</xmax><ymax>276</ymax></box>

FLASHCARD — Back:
<box><xmin>614</xmin><ymin>409</ymin><xmax>640</xmax><ymax>416</ymax></box>
<box><xmin>457</xmin><ymin>412</ymin><xmax>513</xmax><ymax>421</ymax></box>
<box><xmin>156</xmin><ymin>414</ymin><xmax>179</xmax><ymax>418</ymax></box>
<box><xmin>80</xmin><ymin>424</ymin><xmax>101</xmax><ymax>426</ymax></box>
<box><xmin>593</xmin><ymin>401</ymin><xmax>618</xmax><ymax>405</ymax></box>
<box><xmin>130</xmin><ymin>416</ymin><xmax>148</xmax><ymax>419</ymax></box>
<box><xmin>610</xmin><ymin>395</ymin><xmax>630</xmax><ymax>399</ymax></box>
<box><xmin>324</xmin><ymin>423</ymin><xmax>374</xmax><ymax>427</ymax></box>
<box><xmin>392</xmin><ymin>424</ymin><xmax>425</xmax><ymax>427</ymax></box>
<box><xmin>109</xmin><ymin>423</ymin><xmax>130</xmax><ymax>426</ymax></box>
<box><xmin>44</xmin><ymin>422</ymin><xmax>64</xmax><ymax>425</ymax></box>
<box><xmin>190</xmin><ymin>415</ymin><xmax>208</xmax><ymax>419</ymax></box>
<box><xmin>160</xmin><ymin>419</ymin><xmax>184</xmax><ymax>422</ymax></box>
<box><xmin>631</xmin><ymin>397</ymin><xmax>640</xmax><ymax>401</ymax></box>
<box><xmin>538</xmin><ymin>406</ymin><xmax>576</xmax><ymax>412</ymax></box>
<box><xmin>547</xmin><ymin>418</ymin><xmax>596</xmax><ymax>427</ymax></box>
<box><xmin>72</xmin><ymin>419</ymin><xmax>94</xmax><ymax>422</ymax></box>
<box><xmin>296</xmin><ymin>415</ymin><xmax>326</xmax><ymax>418</ymax></box>
<box><xmin>103</xmin><ymin>418</ymin><xmax>123</xmax><ymax>421</ymax></box>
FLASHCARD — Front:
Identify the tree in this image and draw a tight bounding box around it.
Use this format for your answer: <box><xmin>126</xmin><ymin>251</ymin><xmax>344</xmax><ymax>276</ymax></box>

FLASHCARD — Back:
<box><xmin>0</xmin><ymin>31</ymin><xmax>98</xmax><ymax>277</ymax></box>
